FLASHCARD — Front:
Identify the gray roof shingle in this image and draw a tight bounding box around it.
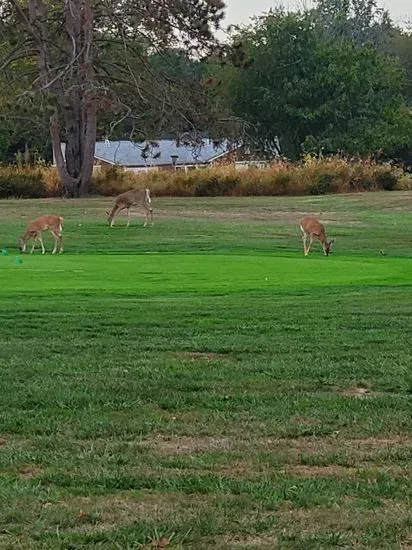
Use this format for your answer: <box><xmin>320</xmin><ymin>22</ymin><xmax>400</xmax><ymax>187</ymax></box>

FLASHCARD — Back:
<box><xmin>94</xmin><ymin>139</ymin><xmax>230</xmax><ymax>167</ymax></box>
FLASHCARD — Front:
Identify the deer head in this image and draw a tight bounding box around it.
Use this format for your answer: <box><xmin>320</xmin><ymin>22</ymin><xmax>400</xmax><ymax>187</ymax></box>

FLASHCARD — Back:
<box><xmin>323</xmin><ymin>239</ymin><xmax>334</xmax><ymax>256</ymax></box>
<box><xmin>19</xmin><ymin>235</ymin><xmax>27</xmax><ymax>253</ymax></box>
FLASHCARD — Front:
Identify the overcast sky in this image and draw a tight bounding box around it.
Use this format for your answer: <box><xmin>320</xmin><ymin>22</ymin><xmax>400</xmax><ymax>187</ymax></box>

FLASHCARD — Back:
<box><xmin>224</xmin><ymin>0</ymin><xmax>411</xmax><ymax>29</ymax></box>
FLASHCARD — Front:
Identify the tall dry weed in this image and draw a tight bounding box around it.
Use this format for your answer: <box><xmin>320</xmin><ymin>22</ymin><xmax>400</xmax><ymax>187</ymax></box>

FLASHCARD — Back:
<box><xmin>0</xmin><ymin>157</ymin><xmax>405</xmax><ymax>198</ymax></box>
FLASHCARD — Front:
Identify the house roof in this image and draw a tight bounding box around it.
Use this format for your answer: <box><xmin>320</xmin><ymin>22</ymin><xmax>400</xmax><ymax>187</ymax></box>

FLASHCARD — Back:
<box><xmin>94</xmin><ymin>139</ymin><xmax>231</xmax><ymax>167</ymax></box>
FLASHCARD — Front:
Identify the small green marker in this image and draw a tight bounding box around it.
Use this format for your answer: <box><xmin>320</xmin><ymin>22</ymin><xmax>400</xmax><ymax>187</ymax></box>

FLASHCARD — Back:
<box><xmin>1</xmin><ymin>249</ymin><xmax>8</xmax><ymax>256</ymax></box>
<box><xmin>15</xmin><ymin>257</ymin><xmax>23</xmax><ymax>264</ymax></box>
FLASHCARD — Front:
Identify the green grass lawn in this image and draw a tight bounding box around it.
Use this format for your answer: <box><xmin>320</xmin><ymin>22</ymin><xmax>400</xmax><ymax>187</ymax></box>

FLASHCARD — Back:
<box><xmin>0</xmin><ymin>193</ymin><xmax>412</xmax><ymax>549</ymax></box>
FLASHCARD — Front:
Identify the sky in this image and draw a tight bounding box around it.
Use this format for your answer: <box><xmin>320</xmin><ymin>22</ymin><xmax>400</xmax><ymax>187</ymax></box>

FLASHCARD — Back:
<box><xmin>223</xmin><ymin>0</ymin><xmax>412</xmax><ymax>29</ymax></box>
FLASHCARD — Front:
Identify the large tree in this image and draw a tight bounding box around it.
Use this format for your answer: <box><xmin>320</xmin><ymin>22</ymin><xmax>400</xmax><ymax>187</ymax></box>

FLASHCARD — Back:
<box><xmin>224</xmin><ymin>9</ymin><xmax>411</xmax><ymax>159</ymax></box>
<box><xmin>0</xmin><ymin>0</ymin><xmax>225</xmax><ymax>195</ymax></box>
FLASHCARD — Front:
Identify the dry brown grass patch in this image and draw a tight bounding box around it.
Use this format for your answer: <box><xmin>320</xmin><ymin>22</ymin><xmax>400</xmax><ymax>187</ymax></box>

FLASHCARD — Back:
<box><xmin>140</xmin><ymin>434</ymin><xmax>412</xmax><ymax>474</ymax></box>
<box><xmin>18</xmin><ymin>465</ymin><xmax>44</xmax><ymax>478</ymax></box>
<box><xmin>144</xmin><ymin>435</ymin><xmax>235</xmax><ymax>454</ymax></box>
<box><xmin>337</xmin><ymin>385</ymin><xmax>373</xmax><ymax>398</ymax></box>
<box><xmin>169</xmin><ymin>351</ymin><xmax>231</xmax><ymax>361</ymax></box>
<box><xmin>216</xmin><ymin>533</ymin><xmax>278</xmax><ymax>548</ymax></box>
<box><xmin>276</xmin><ymin>499</ymin><xmax>412</xmax><ymax>537</ymax></box>
<box><xmin>291</xmin><ymin>416</ymin><xmax>321</xmax><ymax>425</ymax></box>
<box><xmin>260</xmin><ymin>435</ymin><xmax>412</xmax><ymax>456</ymax></box>
<box><xmin>284</xmin><ymin>464</ymin><xmax>359</xmax><ymax>478</ymax></box>
<box><xmin>60</xmin><ymin>491</ymin><xmax>219</xmax><ymax>533</ymax></box>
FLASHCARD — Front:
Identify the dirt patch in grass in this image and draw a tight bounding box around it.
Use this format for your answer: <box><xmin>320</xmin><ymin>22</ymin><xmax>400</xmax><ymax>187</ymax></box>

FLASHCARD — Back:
<box><xmin>276</xmin><ymin>498</ymin><xmax>412</xmax><ymax>537</ymax></box>
<box><xmin>152</xmin><ymin>206</ymin><xmax>363</xmax><ymax>227</ymax></box>
<box><xmin>18</xmin><ymin>466</ymin><xmax>44</xmax><ymax>479</ymax></box>
<box><xmin>284</xmin><ymin>464</ymin><xmax>360</xmax><ymax>478</ymax></box>
<box><xmin>142</xmin><ymin>434</ymin><xmax>412</xmax><ymax>471</ymax></box>
<box><xmin>0</xmin><ymin>437</ymin><xmax>6</xmax><ymax>447</ymax></box>
<box><xmin>338</xmin><ymin>385</ymin><xmax>373</xmax><ymax>397</ymax></box>
<box><xmin>356</xmin><ymin>436</ymin><xmax>412</xmax><ymax>446</ymax></box>
<box><xmin>59</xmin><ymin>491</ymin><xmax>224</xmax><ymax>534</ymax></box>
<box><xmin>285</xmin><ymin>463</ymin><xmax>408</xmax><ymax>479</ymax></box>
<box><xmin>211</xmin><ymin>459</ymin><xmax>255</xmax><ymax>476</ymax></box>
<box><xmin>216</xmin><ymin>534</ymin><xmax>278</xmax><ymax>548</ymax></box>
<box><xmin>145</xmin><ymin>435</ymin><xmax>234</xmax><ymax>454</ymax></box>
<box><xmin>262</xmin><ymin>435</ymin><xmax>412</xmax><ymax>455</ymax></box>
<box><xmin>291</xmin><ymin>416</ymin><xmax>321</xmax><ymax>425</ymax></box>
<box><xmin>168</xmin><ymin>351</ymin><xmax>231</xmax><ymax>361</ymax></box>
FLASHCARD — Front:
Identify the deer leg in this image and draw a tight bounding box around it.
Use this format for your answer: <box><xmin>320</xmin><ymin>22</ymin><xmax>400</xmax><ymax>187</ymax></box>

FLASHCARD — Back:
<box><xmin>38</xmin><ymin>234</ymin><xmax>45</xmax><ymax>254</ymax></box>
<box><xmin>302</xmin><ymin>233</ymin><xmax>308</xmax><ymax>256</ymax></box>
<box><xmin>30</xmin><ymin>238</ymin><xmax>37</xmax><ymax>254</ymax></box>
<box><xmin>110</xmin><ymin>205</ymin><xmax>124</xmax><ymax>227</ymax></box>
<box><xmin>126</xmin><ymin>208</ymin><xmax>131</xmax><ymax>228</ymax></box>
<box><xmin>51</xmin><ymin>231</ymin><xmax>57</xmax><ymax>254</ymax></box>
<box><xmin>307</xmin><ymin>235</ymin><xmax>314</xmax><ymax>255</ymax></box>
<box><xmin>143</xmin><ymin>204</ymin><xmax>153</xmax><ymax>227</ymax></box>
<box><xmin>51</xmin><ymin>230</ymin><xmax>61</xmax><ymax>254</ymax></box>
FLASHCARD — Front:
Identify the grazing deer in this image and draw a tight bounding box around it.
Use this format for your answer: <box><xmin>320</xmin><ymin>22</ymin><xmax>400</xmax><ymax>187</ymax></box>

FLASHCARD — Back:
<box><xmin>299</xmin><ymin>216</ymin><xmax>334</xmax><ymax>256</ymax></box>
<box><xmin>19</xmin><ymin>215</ymin><xmax>64</xmax><ymax>254</ymax></box>
<box><xmin>106</xmin><ymin>188</ymin><xmax>153</xmax><ymax>227</ymax></box>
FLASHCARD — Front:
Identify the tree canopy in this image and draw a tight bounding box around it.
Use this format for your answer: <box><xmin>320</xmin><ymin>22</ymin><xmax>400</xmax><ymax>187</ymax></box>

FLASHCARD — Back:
<box><xmin>212</xmin><ymin>5</ymin><xmax>412</xmax><ymax>159</ymax></box>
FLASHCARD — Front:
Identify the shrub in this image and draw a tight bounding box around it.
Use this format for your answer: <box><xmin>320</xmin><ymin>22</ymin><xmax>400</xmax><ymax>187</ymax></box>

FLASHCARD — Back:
<box><xmin>194</xmin><ymin>172</ymin><xmax>240</xmax><ymax>196</ymax></box>
<box><xmin>309</xmin><ymin>174</ymin><xmax>338</xmax><ymax>195</ymax></box>
<box><xmin>0</xmin><ymin>168</ymin><xmax>48</xmax><ymax>198</ymax></box>
<box><xmin>373</xmin><ymin>169</ymin><xmax>398</xmax><ymax>191</ymax></box>
<box><xmin>396</xmin><ymin>174</ymin><xmax>412</xmax><ymax>190</ymax></box>
<box><xmin>0</xmin><ymin>157</ymin><xmax>406</xmax><ymax>198</ymax></box>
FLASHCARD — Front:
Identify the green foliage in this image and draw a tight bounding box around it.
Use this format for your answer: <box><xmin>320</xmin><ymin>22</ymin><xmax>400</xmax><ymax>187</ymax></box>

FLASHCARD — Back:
<box><xmin>390</xmin><ymin>30</ymin><xmax>412</xmax><ymax>104</ymax></box>
<box><xmin>373</xmin><ymin>168</ymin><xmax>398</xmax><ymax>190</ymax></box>
<box><xmin>193</xmin><ymin>173</ymin><xmax>239</xmax><ymax>196</ymax></box>
<box><xmin>308</xmin><ymin>173</ymin><xmax>338</xmax><ymax>195</ymax></box>
<box><xmin>314</xmin><ymin>0</ymin><xmax>393</xmax><ymax>48</ymax></box>
<box><xmin>226</xmin><ymin>9</ymin><xmax>412</xmax><ymax>159</ymax></box>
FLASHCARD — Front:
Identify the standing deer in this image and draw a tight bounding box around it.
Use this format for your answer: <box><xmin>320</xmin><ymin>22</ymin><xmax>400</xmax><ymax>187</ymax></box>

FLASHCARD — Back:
<box><xmin>19</xmin><ymin>215</ymin><xmax>64</xmax><ymax>254</ymax></box>
<box><xmin>106</xmin><ymin>188</ymin><xmax>153</xmax><ymax>227</ymax></box>
<box><xmin>299</xmin><ymin>216</ymin><xmax>334</xmax><ymax>256</ymax></box>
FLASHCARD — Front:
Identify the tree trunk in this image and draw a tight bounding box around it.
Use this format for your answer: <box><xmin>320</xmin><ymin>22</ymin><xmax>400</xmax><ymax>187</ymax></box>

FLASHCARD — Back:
<box><xmin>50</xmin><ymin>106</ymin><xmax>96</xmax><ymax>198</ymax></box>
<box><xmin>26</xmin><ymin>0</ymin><xmax>96</xmax><ymax>197</ymax></box>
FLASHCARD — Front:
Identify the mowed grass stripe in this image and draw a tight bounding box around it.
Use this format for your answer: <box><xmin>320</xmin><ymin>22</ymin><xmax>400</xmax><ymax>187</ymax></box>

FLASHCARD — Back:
<box><xmin>1</xmin><ymin>253</ymin><xmax>411</xmax><ymax>295</ymax></box>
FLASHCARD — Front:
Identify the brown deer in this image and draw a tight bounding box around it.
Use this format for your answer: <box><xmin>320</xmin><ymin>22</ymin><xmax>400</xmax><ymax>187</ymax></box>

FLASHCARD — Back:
<box><xmin>19</xmin><ymin>215</ymin><xmax>64</xmax><ymax>254</ymax></box>
<box><xmin>299</xmin><ymin>216</ymin><xmax>334</xmax><ymax>256</ymax></box>
<box><xmin>106</xmin><ymin>188</ymin><xmax>153</xmax><ymax>227</ymax></box>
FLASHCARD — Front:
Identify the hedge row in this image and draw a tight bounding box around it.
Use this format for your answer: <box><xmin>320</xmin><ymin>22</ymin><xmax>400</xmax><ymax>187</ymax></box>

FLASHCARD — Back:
<box><xmin>0</xmin><ymin>158</ymin><xmax>411</xmax><ymax>198</ymax></box>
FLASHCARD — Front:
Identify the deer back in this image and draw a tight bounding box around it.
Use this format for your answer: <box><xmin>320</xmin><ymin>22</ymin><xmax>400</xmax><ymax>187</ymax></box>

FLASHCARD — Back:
<box><xmin>27</xmin><ymin>215</ymin><xmax>63</xmax><ymax>233</ymax></box>
<box><xmin>117</xmin><ymin>188</ymin><xmax>150</xmax><ymax>207</ymax></box>
<box><xmin>300</xmin><ymin>216</ymin><xmax>326</xmax><ymax>241</ymax></box>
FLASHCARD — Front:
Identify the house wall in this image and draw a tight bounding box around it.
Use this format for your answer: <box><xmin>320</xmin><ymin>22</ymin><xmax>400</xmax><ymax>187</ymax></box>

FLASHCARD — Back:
<box><xmin>124</xmin><ymin>164</ymin><xmax>206</xmax><ymax>173</ymax></box>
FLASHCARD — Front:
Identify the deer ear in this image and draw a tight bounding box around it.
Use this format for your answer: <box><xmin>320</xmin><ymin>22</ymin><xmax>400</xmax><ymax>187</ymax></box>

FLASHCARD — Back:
<box><xmin>330</xmin><ymin>239</ymin><xmax>335</xmax><ymax>244</ymax></box>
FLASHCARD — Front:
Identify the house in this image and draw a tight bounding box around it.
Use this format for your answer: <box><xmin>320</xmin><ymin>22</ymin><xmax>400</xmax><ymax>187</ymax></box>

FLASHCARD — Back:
<box><xmin>55</xmin><ymin>139</ymin><xmax>236</xmax><ymax>173</ymax></box>
<box><xmin>54</xmin><ymin>138</ymin><xmax>273</xmax><ymax>173</ymax></box>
